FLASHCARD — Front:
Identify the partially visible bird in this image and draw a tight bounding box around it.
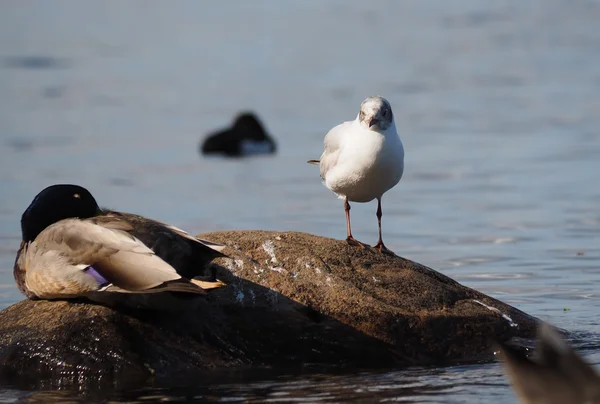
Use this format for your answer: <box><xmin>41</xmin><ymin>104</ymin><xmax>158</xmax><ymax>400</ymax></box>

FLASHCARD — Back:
<box><xmin>14</xmin><ymin>184</ymin><xmax>227</xmax><ymax>306</ymax></box>
<box><xmin>201</xmin><ymin>112</ymin><xmax>276</xmax><ymax>157</ymax></box>
<box><xmin>308</xmin><ymin>96</ymin><xmax>404</xmax><ymax>254</ymax></box>
<box><xmin>499</xmin><ymin>323</ymin><xmax>600</xmax><ymax>404</ymax></box>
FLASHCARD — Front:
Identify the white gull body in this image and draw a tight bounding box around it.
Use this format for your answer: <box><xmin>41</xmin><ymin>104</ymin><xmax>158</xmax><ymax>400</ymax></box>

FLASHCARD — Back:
<box><xmin>310</xmin><ymin>96</ymin><xmax>404</xmax><ymax>253</ymax></box>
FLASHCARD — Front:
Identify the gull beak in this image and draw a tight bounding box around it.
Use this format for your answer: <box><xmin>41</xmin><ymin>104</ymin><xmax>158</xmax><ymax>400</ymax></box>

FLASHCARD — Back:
<box><xmin>368</xmin><ymin>118</ymin><xmax>379</xmax><ymax>128</ymax></box>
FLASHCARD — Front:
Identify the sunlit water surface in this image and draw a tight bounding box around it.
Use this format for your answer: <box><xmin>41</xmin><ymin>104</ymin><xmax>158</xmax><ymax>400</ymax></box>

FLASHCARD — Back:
<box><xmin>0</xmin><ymin>1</ymin><xmax>599</xmax><ymax>402</ymax></box>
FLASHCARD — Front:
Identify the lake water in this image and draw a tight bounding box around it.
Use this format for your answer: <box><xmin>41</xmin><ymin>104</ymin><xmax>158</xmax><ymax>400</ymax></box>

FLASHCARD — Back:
<box><xmin>1</xmin><ymin>1</ymin><xmax>599</xmax><ymax>402</ymax></box>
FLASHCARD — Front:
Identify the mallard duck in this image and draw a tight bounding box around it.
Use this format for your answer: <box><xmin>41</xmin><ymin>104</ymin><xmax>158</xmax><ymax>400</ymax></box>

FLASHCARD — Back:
<box><xmin>499</xmin><ymin>323</ymin><xmax>600</xmax><ymax>404</ymax></box>
<box><xmin>14</xmin><ymin>184</ymin><xmax>227</xmax><ymax>303</ymax></box>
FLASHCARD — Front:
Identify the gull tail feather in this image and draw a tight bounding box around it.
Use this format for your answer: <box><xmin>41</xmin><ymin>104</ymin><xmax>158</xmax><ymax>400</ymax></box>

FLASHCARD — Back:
<box><xmin>307</xmin><ymin>159</ymin><xmax>320</xmax><ymax>165</ymax></box>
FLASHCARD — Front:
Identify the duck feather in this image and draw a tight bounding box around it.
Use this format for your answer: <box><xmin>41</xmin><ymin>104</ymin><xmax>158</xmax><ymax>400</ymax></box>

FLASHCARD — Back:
<box><xmin>23</xmin><ymin>218</ymin><xmax>198</xmax><ymax>298</ymax></box>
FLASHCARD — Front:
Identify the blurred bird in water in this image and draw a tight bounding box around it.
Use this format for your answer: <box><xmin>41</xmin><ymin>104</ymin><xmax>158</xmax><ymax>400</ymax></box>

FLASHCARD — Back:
<box><xmin>499</xmin><ymin>322</ymin><xmax>600</xmax><ymax>404</ymax></box>
<box><xmin>201</xmin><ymin>112</ymin><xmax>276</xmax><ymax>157</ymax></box>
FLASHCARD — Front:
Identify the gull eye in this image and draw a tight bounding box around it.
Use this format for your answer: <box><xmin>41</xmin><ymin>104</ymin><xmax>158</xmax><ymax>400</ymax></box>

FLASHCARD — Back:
<box><xmin>73</xmin><ymin>193</ymin><xmax>81</xmax><ymax>199</ymax></box>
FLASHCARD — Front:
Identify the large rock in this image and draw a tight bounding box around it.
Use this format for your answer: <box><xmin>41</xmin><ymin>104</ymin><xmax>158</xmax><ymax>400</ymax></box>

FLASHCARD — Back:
<box><xmin>0</xmin><ymin>231</ymin><xmax>538</xmax><ymax>388</ymax></box>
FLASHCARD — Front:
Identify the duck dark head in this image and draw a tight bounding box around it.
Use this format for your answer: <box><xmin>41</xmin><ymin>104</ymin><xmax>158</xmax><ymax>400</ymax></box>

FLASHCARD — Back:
<box><xmin>232</xmin><ymin>113</ymin><xmax>267</xmax><ymax>141</ymax></box>
<box><xmin>21</xmin><ymin>184</ymin><xmax>102</xmax><ymax>242</ymax></box>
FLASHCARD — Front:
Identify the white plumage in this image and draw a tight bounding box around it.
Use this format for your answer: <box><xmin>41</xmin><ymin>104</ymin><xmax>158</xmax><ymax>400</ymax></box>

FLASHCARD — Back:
<box><xmin>309</xmin><ymin>96</ymin><xmax>404</xmax><ymax>254</ymax></box>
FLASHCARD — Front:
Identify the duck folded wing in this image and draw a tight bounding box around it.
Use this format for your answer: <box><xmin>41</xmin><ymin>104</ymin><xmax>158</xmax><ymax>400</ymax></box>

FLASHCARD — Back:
<box><xmin>86</xmin><ymin>215</ymin><xmax>135</xmax><ymax>232</ymax></box>
<box><xmin>103</xmin><ymin>211</ymin><xmax>227</xmax><ymax>255</ymax></box>
<box><xmin>38</xmin><ymin>219</ymin><xmax>184</xmax><ymax>291</ymax></box>
<box><xmin>163</xmin><ymin>223</ymin><xmax>226</xmax><ymax>254</ymax></box>
<box><xmin>134</xmin><ymin>214</ymin><xmax>226</xmax><ymax>255</ymax></box>
<box><xmin>101</xmin><ymin>279</ymin><xmax>206</xmax><ymax>295</ymax></box>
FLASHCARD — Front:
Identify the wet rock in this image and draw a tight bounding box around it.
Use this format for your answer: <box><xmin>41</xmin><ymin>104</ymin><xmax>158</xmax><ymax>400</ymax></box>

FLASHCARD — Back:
<box><xmin>0</xmin><ymin>231</ymin><xmax>537</xmax><ymax>388</ymax></box>
<box><xmin>200</xmin><ymin>112</ymin><xmax>276</xmax><ymax>157</ymax></box>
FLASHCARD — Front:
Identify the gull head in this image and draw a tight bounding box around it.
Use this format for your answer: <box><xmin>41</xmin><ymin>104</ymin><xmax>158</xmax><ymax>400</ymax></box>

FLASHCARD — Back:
<box><xmin>358</xmin><ymin>96</ymin><xmax>393</xmax><ymax>131</ymax></box>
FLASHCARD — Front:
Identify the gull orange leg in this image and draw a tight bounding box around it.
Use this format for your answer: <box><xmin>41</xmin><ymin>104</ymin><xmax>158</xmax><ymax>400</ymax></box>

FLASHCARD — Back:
<box><xmin>374</xmin><ymin>198</ymin><xmax>395</xmax><ymax>255</ymax></box>
<box><xmin>344</xmin><ymin>198</ymin><xmax>368</xmax><ymax>248</ymax></box>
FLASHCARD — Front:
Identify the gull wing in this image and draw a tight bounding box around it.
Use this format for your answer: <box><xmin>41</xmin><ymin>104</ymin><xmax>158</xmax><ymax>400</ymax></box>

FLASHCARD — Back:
<box><xmin>318</xmin><ymin>121</ymin><xmax>353</xmax><ymax>180</ymax></box>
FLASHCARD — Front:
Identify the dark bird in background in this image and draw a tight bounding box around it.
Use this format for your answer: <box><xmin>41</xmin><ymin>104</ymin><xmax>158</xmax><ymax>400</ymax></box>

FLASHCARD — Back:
<box><xmin>14</xmin><ymin>184</ymin><xmax>227</xmax><ymax>309</ymax></box>
<box><xmin>201</xmin><ymin>112</ymin><xmax>276</xmax><ymax>157</ymax></box>
<box><xmin>499</xmin><ymin>322</ymin><xmax>600</xmax><ymax>404</ymax></box>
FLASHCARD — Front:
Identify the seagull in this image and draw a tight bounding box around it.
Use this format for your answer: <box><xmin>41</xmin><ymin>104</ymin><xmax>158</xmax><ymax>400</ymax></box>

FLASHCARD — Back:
<box><xmin>308</xmin><ymin>96</ymin><xmax>404</xmax><ymax>254</ymax></box>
